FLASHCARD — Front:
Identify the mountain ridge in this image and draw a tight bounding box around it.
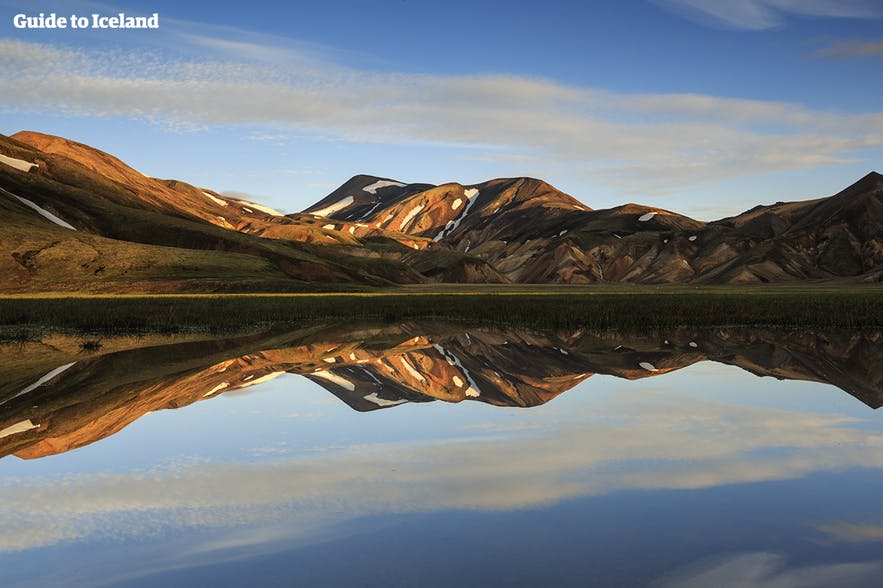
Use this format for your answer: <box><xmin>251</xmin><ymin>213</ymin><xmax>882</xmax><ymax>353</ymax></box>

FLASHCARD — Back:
<box><xmin>1</xmin><ymin>130</ymin><xmax>881</xmax><ymax>291</ymax></box>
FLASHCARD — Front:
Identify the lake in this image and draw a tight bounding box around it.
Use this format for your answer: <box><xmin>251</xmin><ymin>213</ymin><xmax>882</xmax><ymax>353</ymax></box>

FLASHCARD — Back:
<box><xmin>1</xmin><ymin>323</ymin><xmax>882</xmax><ymax>587</ymax></box>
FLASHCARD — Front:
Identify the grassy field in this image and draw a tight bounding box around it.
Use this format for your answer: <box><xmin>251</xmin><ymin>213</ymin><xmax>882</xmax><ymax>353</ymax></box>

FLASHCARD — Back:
<box><xmin>1</xmin><ymin>284</ymin><xmax>881</xmax><ymax>335</ymax></box>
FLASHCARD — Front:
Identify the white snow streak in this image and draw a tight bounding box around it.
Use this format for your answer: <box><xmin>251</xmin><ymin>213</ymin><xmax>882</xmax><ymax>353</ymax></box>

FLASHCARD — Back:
<box><xmin>203</xmin><ymin>382</ymin><xmax>229</xmax><ymax>397</ymax></box>
<box><xmin>311</xmin><ymin>196</ymin><xmax>354</xmax><ymax>217</ymax></box>
<box><xmin>638</xmin><ymin>212</ymin><xmax>657</xmax><ymax>222</ymax></box>
<box><xmin>238</xmin><ymin>371</ymin><xmax>285</xmax><ymax>389</ymax></box>
<box><xmin>0</xmin><ymin>153</ymin><xmax>37</xmax><ymax>172</ymax></box>
<box><xmin>363</xmin><ymin>392</ymin><xmax>407</xmax><ymax>407</ymax></box>
<box><xmin>234</xmin><ymin>200</ymin><xmax>283</xmax><ymax>216</ymax></box>
<box><xmin>398</xmin><ymin>356</ymin><xmax>426</xmax><ymax>382</ymax></box>
<box><xmin>202</xmin><ymin>191</ymin><xmax>228</xmax><ymax>207</ymax></box>
<box><xmin>359</xmin><ymin>201</ymin><xmax>382</xmax><ymax>219</ymax></box>
<box><xmin>2</xmin><ymin>362</ymin><xmax>76</xmax><ymax>407</ymax></box>
<box><xmin>434</xmin><ymin>188</ymin><xmax>480</xmax><ymax>242</ymax></box>
<box><xmin>312</xmin><ymin>370</ymin><xmax>356</xmax><ymax>392</ymax></box>
<box><xmin>399</xmin><ymin>204</ymin><xmax>425</xmax><ymax>230</ymax></box>
<box><xmin>2</xmin><ymin>188</ymin><xmax>76</xmax><ymax>230</ymax></box>
<box><xmin>435</xmin><ymin>344</ymin><xmax>482</xmax><ymax>398</ymax></box>
<box><xmin>0</xmin><ymin>419</ymin><xmax>39</xmax><ymax>440</ymax></box>
<box><xmin>363</xmin><ymin>180</ymin><xmax>405</xmax><ymax>195</ymax></box>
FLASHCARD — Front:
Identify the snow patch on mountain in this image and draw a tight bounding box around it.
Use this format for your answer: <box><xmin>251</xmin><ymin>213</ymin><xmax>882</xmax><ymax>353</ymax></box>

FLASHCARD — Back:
<box><xmin>203</xmin><ymin>382</ymin><xmax>229</xmax><ymax>397</ymax></box>
<box><xmin>2</xmin><ymin>188</ymin><xmax>76</xmax><ymax>230</ymax></box>
<box><xmin>359</xmin><ymin>201</ymin><xmax>382</xmax><ymax>219</ymax></box>
<box><xmin>638</xmin><ymin>212</ymin><xmax>657</xmax><ymax>222</ymax></box>
<box><xmin>0</xmin><ymin>419</ymin><xmax>39</xmax><ymax>440</ymax></box>
<box><xmin>233</xmin><ymin>200</ymin><xmax>283</xmax><ymax>216</ymax></box>
<box><xmin>0</xmin><ymin>153</ymin><xmax>37</xmax><ymax>172</ymax></box>
<box><xmin>399</xmin><ymin>204</ymin><xmax>425</xmax><ymax>230</ymax></box>
<box><xmin>237</xmin><ymin>371</ymin><xmax>285</xmax><ymax>389</ymax></box>
<box><xmin>311</xmin><ymin>196</ymin><xmax>354</xmax><ymax>217</ymax></box>
<box><xmin>3</xmin><ymin>362</ymin><xmax>77</xmax><ymax>408</ymax></box>
<box><xmin>398</xmin><ymin>356</ymin><xmax>426</xmax><ymax>382</ymax></box>
<box><xmin>202</xmin><ymin>191</ymin><xmax>228</xmax><ymax>207</ymax></box>
<box><xmin>363</xmin><ymin>180</ymin><xmax>405</xmax><ymax>194</ymax></box>
<box><xmin>434</xmin><ymin>188</ymin><xmax>480</xmax><ymax>242</ymax></box>
<box><xmin>435</xmin><ymin>344</ymin><xmax>482</xmax><ymax>398</ymax></box>
<box><xmin>364</xmin><ymin>392</ymin><xmax>407</xmax><ymax>407</ymax></box>
<box><xmin>312</xmin><ymin>369</ymin><xmax>356</xmax><ymax>392</ymax></box>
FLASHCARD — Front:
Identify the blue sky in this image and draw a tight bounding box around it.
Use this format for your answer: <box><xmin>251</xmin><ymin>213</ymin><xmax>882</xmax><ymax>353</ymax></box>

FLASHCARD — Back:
<box><xmin>1</xmin><ymin>0</ymin><xmax>882</xmax><ymax>218</ymax></box>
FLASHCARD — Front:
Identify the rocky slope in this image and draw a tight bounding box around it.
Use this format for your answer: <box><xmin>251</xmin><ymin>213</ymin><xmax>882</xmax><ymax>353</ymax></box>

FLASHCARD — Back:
<box><xmin>306</xmin><ymin>172</ymin><xmax>883</xmax><ymax>283</ymax></box>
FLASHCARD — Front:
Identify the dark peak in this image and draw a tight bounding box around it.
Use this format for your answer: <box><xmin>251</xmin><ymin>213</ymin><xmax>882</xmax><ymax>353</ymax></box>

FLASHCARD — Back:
<box><xmin>346</xmin><ymin>174</ymin><xmax>406</xmax><ymax>186</ymax></box>
<box><xmin>826</xmin><ymin>171</ymin><xmax>883</xmax><ymax>202</ymax></box>
<box><xmin>861</xmin><ymin>171</ymin><xmax>882</xmax><ymax>185</ymax></box>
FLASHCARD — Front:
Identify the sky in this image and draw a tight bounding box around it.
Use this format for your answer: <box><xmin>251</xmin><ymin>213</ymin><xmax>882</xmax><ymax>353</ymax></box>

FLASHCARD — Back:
<box><xmin>1</xmin><ymin>0</ymin><xmax>882</xmax><ymax>218</ymax></box>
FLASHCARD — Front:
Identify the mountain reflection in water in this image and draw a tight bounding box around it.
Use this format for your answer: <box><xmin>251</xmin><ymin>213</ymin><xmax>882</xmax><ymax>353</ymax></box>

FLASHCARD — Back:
<box><xmin>1</xmin><ymin>323</ymin><xmax>880</xmax><ymax>461</ymax></box>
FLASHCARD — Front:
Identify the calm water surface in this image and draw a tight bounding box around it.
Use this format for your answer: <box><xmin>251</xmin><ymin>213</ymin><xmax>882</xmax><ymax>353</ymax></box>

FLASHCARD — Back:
<box><xmin>0</xmin><ymin>324</ymin><xmax>882</xmax><ymax>587</ymax></box>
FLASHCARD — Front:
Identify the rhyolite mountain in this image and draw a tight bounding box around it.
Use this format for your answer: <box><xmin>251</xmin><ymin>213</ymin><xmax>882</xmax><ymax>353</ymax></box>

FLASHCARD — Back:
<box><xmin>308</xmin><ymin>172</ymin><xmax>883</xmax><ymax>284</ymax></box>
<box><xmin>2</xmin><ymin>324</ymin><xmax>881</xmax><ymax>460</ymax></box>
<box><xmin>1</xmin><ymin>130</ymin><xmax>881</xmax><ymax>292</ymax></box>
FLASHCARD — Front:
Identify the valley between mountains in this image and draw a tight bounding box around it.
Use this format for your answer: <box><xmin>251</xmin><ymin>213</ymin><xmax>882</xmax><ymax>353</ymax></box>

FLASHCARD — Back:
<box><xmin>1</xmin><ymin>131</ymin><xmax>881</xmax><ymax>293</ymax></box>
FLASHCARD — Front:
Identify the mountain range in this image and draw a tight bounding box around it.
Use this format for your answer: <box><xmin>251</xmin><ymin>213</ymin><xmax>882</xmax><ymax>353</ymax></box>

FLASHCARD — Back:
<box><xmin>1</xmin><ymin>131</ymin><xmax>882</xmax><ymax>291</ymax></box>
<box><xmin>1</xmin><ymin>323</ymin><xmax>880</xmax><ymax>460</ymax></box>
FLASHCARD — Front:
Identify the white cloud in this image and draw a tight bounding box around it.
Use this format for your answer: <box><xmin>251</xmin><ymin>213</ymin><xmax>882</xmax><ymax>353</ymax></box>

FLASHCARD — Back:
<box><xmin>1</xmin><ymin>38</ymin><xmax>882</xmax><ymax>194</ymax></box>
<box><xmin>656</xmin><ymin>552</ymin><xmax>883</xmax><ymax>587</ymax></box>
<box><xmin>654</xmin><ymin>0</ymin><xmax>880</xmax><ymax>30</ymax></box>
<box><xmin>1</xmin><ymin>394</ymin><xmax>882</xmax><ymax>553</ymax></box>
<box><xmin>815</xmin><ymin>521</ymin><xmax>883</xmax><ymax>543</ymax></box>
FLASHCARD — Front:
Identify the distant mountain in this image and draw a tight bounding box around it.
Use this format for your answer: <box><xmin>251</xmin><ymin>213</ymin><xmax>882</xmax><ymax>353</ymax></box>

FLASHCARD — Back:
<box><xmin>1</xmin><ymin>130</ymin><xmax>881</xmax><ymax>291</ymax></box>
<box><xmin>306</xmin><ymin>172</ymin><xmax>883</xmax><ymax>284</ymax></box>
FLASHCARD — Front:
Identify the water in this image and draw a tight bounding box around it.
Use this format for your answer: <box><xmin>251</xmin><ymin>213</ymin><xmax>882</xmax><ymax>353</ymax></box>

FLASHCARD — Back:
<box><xmin>0</xmin><ymin>324</ymin><xmax>881</xmax><ymax>587</ymax></box>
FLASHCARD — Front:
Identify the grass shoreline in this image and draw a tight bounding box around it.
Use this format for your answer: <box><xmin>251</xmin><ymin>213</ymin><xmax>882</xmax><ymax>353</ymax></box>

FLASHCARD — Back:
<box><xmin>1</xmin><ymin>287</ymin><xmax>881</xmax><ymax>333</ymax></box>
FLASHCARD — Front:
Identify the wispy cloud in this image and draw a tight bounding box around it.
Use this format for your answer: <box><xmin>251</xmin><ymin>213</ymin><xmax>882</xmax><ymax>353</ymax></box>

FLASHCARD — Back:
<box><xmin>1</xmin><ymin>395</ymin><xmax>881</xmax><ymax>553</ymax></box>
<box><xmin>817</xmin><ymin>39</ymin><xmax>883</xmax><ymax>58</ymax></box>
<box><xmin>815</xmin><ymin>521</ymin><xmax>883</xmax><ymax>542</ymax></box>
<box><xmin>653</xmin><ymin>0</ymin><xmax>881</xmax><ymax>31</ymax></box>
<box><xmin>1</xmin><ymin>38</ymin><xmax>882</xmax><ymax>193</ymax></box>
<box><xmin>656</xmin><ymin>552</ymin><xmax>883</xmax><ymax>588</ymax></box>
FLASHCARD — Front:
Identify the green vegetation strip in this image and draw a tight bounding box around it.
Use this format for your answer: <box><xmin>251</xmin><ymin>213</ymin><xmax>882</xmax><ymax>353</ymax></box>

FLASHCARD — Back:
<box><xmin>1</xmin><ymin>288</ymin><xmax>881</xmax><ymax>333</ymax></box>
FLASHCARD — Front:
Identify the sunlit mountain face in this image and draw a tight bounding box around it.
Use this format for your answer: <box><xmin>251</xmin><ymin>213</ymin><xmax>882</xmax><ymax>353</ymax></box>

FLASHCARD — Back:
<box><xmin>2</xmin><ymin>132</ymin><xmax>882</xmax><ymax>293</ymax></box>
